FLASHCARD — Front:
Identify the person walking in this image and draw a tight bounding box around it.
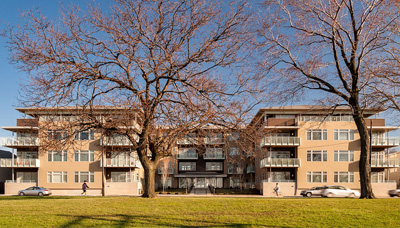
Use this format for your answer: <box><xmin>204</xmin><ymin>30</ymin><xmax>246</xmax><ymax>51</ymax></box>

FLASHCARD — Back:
<box><xmin>81</xmin><ymin>180</ymin><xmax>89</xmax><ymax>196</ymax></box>
<box><xmin>274</xmin><ymin>183</ymin><xmax>280</xmax><ymax>196</ymax></box>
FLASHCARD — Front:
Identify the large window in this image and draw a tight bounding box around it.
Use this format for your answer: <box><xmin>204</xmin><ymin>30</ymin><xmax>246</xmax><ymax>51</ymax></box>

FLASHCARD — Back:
<box><xmin>334</xmin><ymin>150</ymin><xmax>354</xmax><ymax>162</ymax></box>
<box><xmin>334</xmin><ymin>129</ymin><xmax>355</xmax><ymax>140</ymax></box>
<box><xmin>334</xmin><ymin>172</ymin><xmax>354</xmax><ymax>183</ymax></box>
<box><xmin>229</xmin><ymin>147</ymin><xmax>239</xmax><ymax>156</ymax></box>
<box><xmin>307</xmin><ymin>171</ymin><xmax>327</xmax><ymax>183</ymax></box>
<box><xmin>179</xmin><ymin>162</ymin><xmax>196</xmax><ymax>171</ymax></box>
<box><xmin>74</xmin><ymin>171</ymin><xmax>94</xmax><ymax>183</ymax></box>
<box><xmin>75</xmin><ymin>130</ymin><xmax>95</xmax><ymax>140</ymax></box>
<box><xmin>47</xmin><ymin>171</ymin><xmax>67</xmax><ymax>183</ymax></box>
<box><xmin>307</xmin><ymin>150</ymin><xmax>327</xmax><ymax>161</ymax></box>
<box><xmin>371</xmin><ymin>172</ymin><xmax>385</xmax><ymax>183</ymax></box>
<box><xmin>74</xmin><ymin>151</ymin><xmax>95</xmax><ymax>162</ymax></box>
<box><xmin>206</xmin><ymin>162</ymin><xmax>223</xmax><ymax>171</ymax></box>
<box><xmin>111</xmin><ymin>171</ymin><xmax>131</xmax><ymax>182</ymax></box>
<box><xmin>307</xmin><ymin>129</ymin><xmax>327</xmax><ymax>140</ymax></box>
<box><xmin>269</xmin><ymin>172</ymin><xmax>291</xmax><ymax>182</ymax></box>
<box><xmin>16</xmin><ymin>172</ymin><xmax>37</xmax><ymax>183</ymax></box>
<box><xmin>47</xmin><ymin>151</ymin><xmax>68</xmax><ymax>162</ymax></box>
<box><xmin>47</xmin><ymin>130</ymin><xmax>68</xmax><ymax>140</ymax></box>
<box><xmin>266</xmin><ymin>151</ymin><xmax>290</xmax><ymax>158</ymax></box>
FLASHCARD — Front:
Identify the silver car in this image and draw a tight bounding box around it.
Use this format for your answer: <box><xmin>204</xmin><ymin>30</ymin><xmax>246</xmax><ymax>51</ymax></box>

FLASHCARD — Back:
<box><xmin>300</xmin><ymin>186</ymin><xmax>327</xmax><ymax>197</ymax></box>
<box><xmin>389</xmin><ymin>189</ymin><xmax>400</xmax><ymax>197</ymax></box>
<box><xmin>321</xmin><ymin>185</ymin><xmax>360</xmax><ymax>198</ymax></box>
<box><xmin>18</xmin><ymin>187</ymin><xmax>52</xmax><ymax>196</ymax></box>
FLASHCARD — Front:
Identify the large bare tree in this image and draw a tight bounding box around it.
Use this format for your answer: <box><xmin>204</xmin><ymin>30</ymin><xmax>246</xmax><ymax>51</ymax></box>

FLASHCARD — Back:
<box><xmin>255</xmin><ymin>0</ymin><xmax>400</xmax><ymax>198</ymax></box>
<box><xmin>2</xmin><ymin>0</ymin><xmax>254</xmax><ymax>198</ymax></box>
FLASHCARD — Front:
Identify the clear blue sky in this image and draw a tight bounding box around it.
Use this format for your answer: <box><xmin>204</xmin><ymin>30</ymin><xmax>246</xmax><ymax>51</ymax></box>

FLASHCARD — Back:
<box><xmin>0</xmin><ymin>1</ymin><xmax>399</xmax><ymax>152</ymax></box>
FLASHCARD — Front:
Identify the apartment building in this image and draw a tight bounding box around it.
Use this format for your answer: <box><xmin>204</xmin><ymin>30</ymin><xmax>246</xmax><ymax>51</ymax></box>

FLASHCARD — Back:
<box><xmin>251</xmin><ymin>105</ymin><xmax>400</xmax><ymax>197</ymax></box>
<box><xmin>0</xmin><ymin>107</ymin><xmax>144</xmax><ymax>196</ymax></box>
<box><xmin>155</xmin><ymin>130</ymin><xmax>256</xmax><ymax>191</ymax></box>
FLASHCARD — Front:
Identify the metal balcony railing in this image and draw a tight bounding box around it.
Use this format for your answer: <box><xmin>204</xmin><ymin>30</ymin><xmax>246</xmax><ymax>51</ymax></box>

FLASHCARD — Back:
<box><xmin>0</xmin><ymin>137</ymin><xmax>39</xmax><ymax>147</ymax></box>
<box><xmin>158</xmin><ymin>168</ymin><xmax>175</xmax><ymax>174</ymax></box>
<box><xmin>260</xmin><ymin>136</ymin><xmax>300</xmax><ymax>147</ymax></box>
<box><xmin>176</xmin><ymin>138</ymin><xmax>199</xmax><ymax>145</ymax></box>
<box><xmin>101</xmin><ymin>136</ymin><xmax>134</xmax><ymax>146</ymax></box>
<box><xmin>0</xmin><ymin>158</ymin><xmax>40</xmax><ymax>168</ymax></box>
<box><xmin>177</xmin><ymin>152</ymin><xmax>198</xmax><ymax>159</ymax></box>
<box><xmin>5</xmin><ymin>180</ymin><xmax>37</xmax><ymax>183</ymax></box>
<box><xmin>371</xmin><ymin>158</ymin><xmax>400</xmax><ymax>167</ymax></box>
<box><xmin>203</xmin><ymin>152</ymin><xmax>225</xmax><ymax>159</ymax></box>
<box><xmin>260</xmin><ymin>158</ymin><xmax>301</xmax><ymax>168</ymax></box>
<box><xmin>100</xmin><ymin>158</ymin><xmax>141</xmax><ymax>168</ymax></box>
<box><xmin>262</xmin><ymin>179</ymin><xmax>296</xmax><ymax>183</ymax></box>
<box><xmin>246</xmin><ymin>166</ymin><xmax>256</xmax><ymax>173</ymax></box>
<box><xmin>228</xmin><ymin>167</ymin><xmax>244</xmax><ymax>174</ymax></box>
<box><xmin>371</xmin><ymin>138</ymin><xmax>400</xmax><ymax>146</ymax></box>
<box><xmin>204</xmin><ymin>138</ymin><xmax>225</xmax><ymax>144</ymax></box>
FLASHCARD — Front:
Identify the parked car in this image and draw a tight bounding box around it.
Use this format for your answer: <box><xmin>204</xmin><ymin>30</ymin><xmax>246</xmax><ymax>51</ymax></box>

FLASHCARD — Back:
<box><xmin>388</xmin><ymin>189</ymin><xmax>400</xmax><ymax>197</ymax></box>
<box><xmin>300</xmin><ymin>186</ymin><xmax>327</xmax><ymax>197</ymax></box>
<box><xmin>321</xmin><ymin>185</ymin><xmax>360</xmax><ymax>198</ymax></box>
<box><xmin>18</xmin><ymin>187</ymin><xmax>52</xmax><ymax>196</ymax></box>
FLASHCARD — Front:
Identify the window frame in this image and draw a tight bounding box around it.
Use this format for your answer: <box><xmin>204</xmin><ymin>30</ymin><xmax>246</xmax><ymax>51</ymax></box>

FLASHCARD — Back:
<box><xmin>74</xmin><ymin>171</ymin><xmax>94</xmax><ymax>183</ymax></box>
<box><xmin>334</xmin><ymin>129</ymin><xmax>355</xmax><ymax>141</ymax></box>
<box><xmin>307</xmin><ymin>150</ymin><xmax>327</xmax><ymax>162</ymax></box>
<box><xmin>74</xmin><ymin>150</ymin><xmax>95</xmax><ymax>162</ymax></box>
<box><xmin>178</xmin><ymin>162</ymin><xmax>196</xmax><ymax>171</ymax></box>
<box><xmin>334</xmin><ymin>171</ymin><xmax>354</xmax><ymax>183</ymax></box>
<box><xmin>206</xmin><ymin>162</ymin><xmax>223</xmax><ymax>171</ymax></box>
<box><xmin>75</xmin><ymin>129</ymin><xmax>95</xmax><ymax>141</ymax></box>
<box><xmin>306</xmin><ymin>171</ymin><xmax>327</xmax><ymax>183</ymax></box>
<box><xmin>306</xmin><ymin>129</ymin><xmax>327</xmax><ymax>140</ymax></box>
<box><xmin>334</xmin><ymin>150</ymin><xmax>354</xmax><ymax>162</ymax></box>
<box><xmin>47</xmin><ymin>171</ymin><xmax>67</xmax><ymax>183</ymax></box>
<box><xmin>47</xmin><ymin>151</ymin><xmax>68</xmax><ymax>162</ymax></box>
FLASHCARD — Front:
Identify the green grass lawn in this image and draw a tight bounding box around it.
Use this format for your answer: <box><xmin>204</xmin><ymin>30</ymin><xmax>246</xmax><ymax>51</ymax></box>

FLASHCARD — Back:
<box><xmin>0</xmin><ymin>196</ymin><xmax>399</xmax><ymax>227</ymax></box>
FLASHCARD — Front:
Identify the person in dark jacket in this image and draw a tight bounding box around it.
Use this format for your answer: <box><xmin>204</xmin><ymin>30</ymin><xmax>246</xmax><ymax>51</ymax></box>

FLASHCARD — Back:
<box><xmin>81</xmin><ymin>180</ymin><xmax>89</xmax><ymax>196</ymax></box>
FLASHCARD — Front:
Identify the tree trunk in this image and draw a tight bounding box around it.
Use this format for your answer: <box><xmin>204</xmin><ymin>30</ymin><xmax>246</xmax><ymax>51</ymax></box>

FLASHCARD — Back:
<box><xmin>353</xmin><ymin>111</ymin><xmax>375</xmax><ymax>199</ymax></box>
<box><xmin>142</xmin><ymin>164</ymin><xmax>157</xmax><ymax>198</ymax></box>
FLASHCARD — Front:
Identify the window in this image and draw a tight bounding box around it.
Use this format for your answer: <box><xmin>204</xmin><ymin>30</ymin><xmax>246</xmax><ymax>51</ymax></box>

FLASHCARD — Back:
<box><xmin>47</xmin><ymin>151</ymin><xmax>68</xmax><ymax>162</ymax></box>
<box><xmin>47</xmin><ymin>171</ymin><xmax>67</xmax><ymax>183</ymax></box>
<box><xmin>16</xmin><ymin>172</ymin><xmax>37</xmax><ymax>183</ymax></box>
<box><xmin>334</xmin><ymin>129</ymin><xmax>354</xmax><ymax>140</ymax></box>
<box><xmin>229</xmin><ymin>147</ymin><xmax>239</xmax><ymax>156</ymax></box>
<box><xmin>206</xmin><ymin>162</ymin><xmax>223</xmax><ymax>171</ymax></box>
<box><xmin>204</xmin><ymin>148</ymin><xmax>224</xmax><ymax>159</ymax></box>
<box><xmin>307</xmin><ymin>150</ymin><xmax>327</xmax><ymax>161</ymax></box>
<box><xmin>74</xmin><ymin>151</ymin><xmax>95</xmax><ymax>162</ymax></box>
<box><xmin>371</xmin><ymin>172</ymin><xmax>385</xmax><ymax>183</ymax></box>
<box><xmin>74</xmin><ymin>171</ymin><xmax>94</xmax><ymax>183</ymax></box>
<box><xmin>75</xmin><ymin>130</ymin><xmax>95</xmax><ymax>140</ymax></box>
<box><xmin>177</xmin><ymin>148</ymin><xmax>197</xmax><ymax>158</ymax></box>
<box><xmin>266</xmin><ymin>151</ymin><xmax>290</xmax><ymax>158</ymax></box>
<box><xmin>269</xmin><ymin>172</ymin><xmax>291</xmax><ymax>182</ymax></box>
<box><xmin>334</xmin><ymin>172</ymin><xmax>354</xmax><ymax>183</ymax></box>
<box><xmin>307</xmin><ymin>171</ymin><xmax>327</xmax><ymax>183</ymax></box>
<box><xmin>179</xmin><ymin>162</ymin><xmax>196</xmax><ymax>171</ymax></box>
<box><xmin>307</xmin><ymin>129</ymin><xmax>327</xmax><ymax>140</ymax></box>
<box><xmin>334</xmin><ymin>150</ymin><xmax>354</xmax><ymax>162</ymax></box>
<box><xmin>111</xmin><ymin>172</ymin><xmax>131</xmax><ymax>182</ymax></box>
<box><xmin>47</xmin><ymin>130</ymin><xmax>68</xmax><ymax>140</ymax></box>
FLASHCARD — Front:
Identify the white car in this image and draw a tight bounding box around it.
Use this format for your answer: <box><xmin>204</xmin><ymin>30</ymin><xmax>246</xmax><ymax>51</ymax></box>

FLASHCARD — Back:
<box><xmin>388</xmin><ymin>189</ymin><xmax>400</xmax><ymax>197</ymax></box>
<box><xmin>300</xmin><ymin>186</ymin><xmax>327</xmax><ymax>197</ymax></box>
<box><xmin>321</xmin><ymin>185</ymin><xmax>360</xmax><ymax>198</ymax></box>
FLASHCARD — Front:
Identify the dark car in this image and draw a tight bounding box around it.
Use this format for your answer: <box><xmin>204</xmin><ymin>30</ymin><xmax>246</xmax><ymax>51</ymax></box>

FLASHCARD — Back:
<box><xmin>18</xmin><ymin>187</ymin><xmax>52</xmax><ymax>196</ymax></box>
<box><xmin>300</xmin><ymin>186</ymin><xmax>327</xmax><ymax>197</ymax></box>
<box><xmin>389</xmin><ymin>189</ymin><xmax>400</xmax><ymax>197</ymax></box>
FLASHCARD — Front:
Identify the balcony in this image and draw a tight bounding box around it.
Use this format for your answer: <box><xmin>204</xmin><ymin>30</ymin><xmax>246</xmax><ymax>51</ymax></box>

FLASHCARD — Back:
<box><xmin>203</xmin><ymin>152</ymin><xmax>225</xmax><ymax>160</ymax></box>
<box><xmin>260</xmin><ymin>158</ymin><xmax>301</xmax><ymax>168</ymax></box>
<box><xmin>371</xmin><ymin>158</ymin><xmax>400</xmax><ymax>167</ymax></box>
<box><xmin>371</xmin><ymin>137</ymin><xmax>400</xmax><ymax>147</ymax></box>
<box><xmin>101</xmin><ymin>136</ymin><xmax>134</xmax><ymax>146</ymax></box>
<box><xmin>0</xmin><ymin>137</ymin><xmax>39</xmax><ymax>147</ymax></box>
<box><xmin>204</xmin><ymin>137</ymin><xmax>224</xmax><ymax>144</ymax></box>
<box><xmin>0</xmin><ymin>158</ymin><xmax>40</xmax><ymax>168</ymax></box>
<box><xmin>100</xmin><ymin>158</ymin><xmax>141</xmax><ymax>168</ymax></box>
<box><xmin>177</xmin><ymin>138</ymin><xmax>199</xmax><ymax>145</ymax></box>
<box><xmin>177</xmin><ymin>153</ymin><xmax>198</xmax><ymax>160</ymax></box>
<box><xmin>228</xmin><ymin>167</ymin><xmax>244</xmax><ymax>174</ymax></box>
<box><xmin>158</xmin><ymin>168</ymin><xmax>175</xmax><ymax>174</ymax></box>
<box><xmin>246</xmin><ymin>166</ymin><xmax>256</xmax><ymax>173</ymax></box>
<box><xmin>260</xmin><ymin>136</ymin><xmax>300</xmax><ymax>147</ymax></box>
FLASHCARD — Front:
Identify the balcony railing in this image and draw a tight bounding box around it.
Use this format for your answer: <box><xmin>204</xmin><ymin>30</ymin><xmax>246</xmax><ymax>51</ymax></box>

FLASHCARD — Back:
<box><xmin>0</xmin><ymin>158</ymin><xmax>40</xmax><ymax>168</ymax></box>
<box><xmin>158</xmin><ymin>168</ymin><xmax>175</xmax><ymax>174</ymax></box>
<box><xmin>177</xmin><ymin>138</ymin><xmax>199</xmax><ymax>145</ymax></box>
<box><xmin>5</xmin><ymin>180</ymin><xmax>37</xmax><ymax>183</ymax></box>
<box><xmin>371</xmin><ymin>137</ymin><xmax>400</xmax><ymax>147</ymax></box>
<box><xmin>100</xmin><ymin>158</ymin><xmax>141</xmax><ymax>168</ymax></box>
<box><xmin>177</xmin><ymin>152</ymin><xmax>198</xmax><ymax>159</ymax></box>
<box><xmin>0</xmin><ymin>137</ymin><xmax>39</xmax><ymax>147</ymax></box>
<box><xmin>101</xmin><ymin>136</ymin><xmax>134</xmax><ymax>146</ymax></box>
<box><xmin>204</xmin><ymin>138</ymin><xmax>225</xmax><ymax>144</ymax></box>
<box><xmin>246</xmin><ymin>166</ymin><xmax>256</xmax><ymax>173</ymax></box>
<box><xmin>260</xmin><ymin>158</ymin><xmax>301</xmax><ymax>168</ymax></box>
<box><xmin>371</xmin><ymin>158</ymin><xmax>400</xmax><ymax>167</ymax></box>
<box><xmin>260</xmin><ymin>136</ymin><xmax>300</xmax><ymax>147</ymax></box>
<box><xmin>203</xmin><ymin>152</ymin><xmax>225</xmax><ymax>159</ymax></box>
<box><xmin>228</xmin><ymin>167</ymin><xmax>244</xmax><ymax>174</ymax></box>
<box><xmin>262</xmin><ymin>179</ymin><xmax>296</xmax><ymax>183</ymax></box>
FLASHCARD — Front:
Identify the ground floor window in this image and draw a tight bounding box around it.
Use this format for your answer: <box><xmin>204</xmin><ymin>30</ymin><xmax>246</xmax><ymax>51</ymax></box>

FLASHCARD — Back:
<box><xmin>16</xmin><ymin>172</ymin><xmax>37</xmax><ymax>183</ymax></box>
<box><xmin>161</xmin><ymin>177</ymin><xmax>172</xmax><ymax>188</ymax></box>
<box><xmin>229</xmin><ymin>177</ymin><xmax>241</xmax><ymax>188</ymax></box>
<box><xmin>206</xmin><ymin>162</ymin><xmax>223</xmax><ymax>171</ymax></box>
<box><xmin>178</xmin><ymin>177</ymin><xmax>223</xmax><ymax>188</ymax></box>
<box><xmin>334</xmin><ymin>172</ymin><xmax>354</xmax><ymax>183</ymax></box>
<box><xmin>371</xmin><ymin>172</ymin><xmax>385</xmax><ymax>183</ymax></box>
<box><xmin>47</xmin><ymin>171</ymin><xmax>67</xmax><ymax>183</ymax></box>
<box><xmin>111</xmin><ymin>171</ymin><xmax>131</xmax><ymax>182</ymax></box>
<box><xmin>269</xmin><ymin>172</ymin><xmax>291</xmax><ymax>182</ymax></box>
<box><xmin>306</xmin><ymin>171</ymin><xmax>327</xmax><ymax>183</ymax></box>
<box><xmin>74</xmin><ymin>171</ymin><xmax>94</xmax><ymax>183</ymax></box>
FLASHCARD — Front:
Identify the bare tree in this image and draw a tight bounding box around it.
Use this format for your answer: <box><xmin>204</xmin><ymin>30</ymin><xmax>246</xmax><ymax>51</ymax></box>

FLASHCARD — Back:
<box><xmin>2</xmin><ymin>0</ymin><xmax>254</xmax><ymax>198</ymax></box>
<box><xmin>255</xmin><ymin>0</ymin><xmax>400</xmax><ymax>198</ymax></box>
<box><xmin>159</xmin><ymin>158</ymin><xmax>170</xmax><ymax>193</ymax></box>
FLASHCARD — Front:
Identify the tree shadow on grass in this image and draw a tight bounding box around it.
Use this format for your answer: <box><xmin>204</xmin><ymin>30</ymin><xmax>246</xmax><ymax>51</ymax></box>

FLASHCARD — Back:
<box><xmin>56</xmin><ymin>214</ymin><xmax>268</xmax><ymax>227</ymax></box>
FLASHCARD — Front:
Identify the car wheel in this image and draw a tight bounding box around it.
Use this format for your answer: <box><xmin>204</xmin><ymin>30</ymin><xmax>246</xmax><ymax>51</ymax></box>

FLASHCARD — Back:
<box><xmin>326</xmin><ymin>193</ymin><xmax>333</xmax><ymax>198</ymax></box>
<box><xmin>306</xmin><ymin>192</ymin><xmax>312</xmax><ymax>197</ymax></box>
<box><xmin>348</xmin><ymin>193</ymin><xmax>355</xmax><ymax>198</ymax></box>
<box><xmin>19</xmin><ymin>192</ymin><xmax>25</xmax><ymax>196</ymax></box>
<box><xmin>38</xmin><ymin>192</ymin><xmax>43</xmax><ymax>197</ymax></box>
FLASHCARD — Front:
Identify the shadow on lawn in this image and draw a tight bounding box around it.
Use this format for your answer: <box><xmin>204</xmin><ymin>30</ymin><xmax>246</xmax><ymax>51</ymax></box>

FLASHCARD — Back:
<box><xmin>0</xmin><ymin>196</ymin><xmax>78</xmax><ymax>201</ymax></box>
<box><xmin>56</xmin><ymin>214</ymin><xmax>263</xmax><ymax>227</ymax></box>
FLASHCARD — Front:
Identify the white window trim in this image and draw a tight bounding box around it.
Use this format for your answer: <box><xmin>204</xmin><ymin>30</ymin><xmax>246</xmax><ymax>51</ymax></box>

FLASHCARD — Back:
<box><xmin>307</xmin><ymin>150</ymin><xmax>327</xmax><ymax>162</ymax></box>
<box><xmin>307</xmin><ymin>129</ymin><xmax>327</xmax><ymax>140</ymax></box>
<box><xmin>47</xmin><ymin>171</ymin><xmax>67</xmax><ymax>183</ymax></box>
<box><xmin>47</xmin><ymin>151</ymin><xmax>68</xmax><ymax>162</ymax></box>
<box><xmin>334</xmin><ymin>171</ymin><xmax>354</xmax><ymax>183</ymax></box>
<box><xmin>334</xmin><ymin>129</ymin><xmax>355</xmax><ymax>141</ymax></box>
<box><xmin>306</xmin><ymin>171</ymin><xmax>327</xmax><ymax>183</ymax></box>
<box><xmin>74</xmin><ymin>150</ymin><xmax>95</xmax><ymax>162</ymax></box>
<box><xmin>74</xmin><ymin>171</ymin><xmax>94</xmax><ymax>183</ymax></box>
<box><xmin>334</xmin><ymin>150</ymin><xmax>354</xmax><ymax>162</ymax></box>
